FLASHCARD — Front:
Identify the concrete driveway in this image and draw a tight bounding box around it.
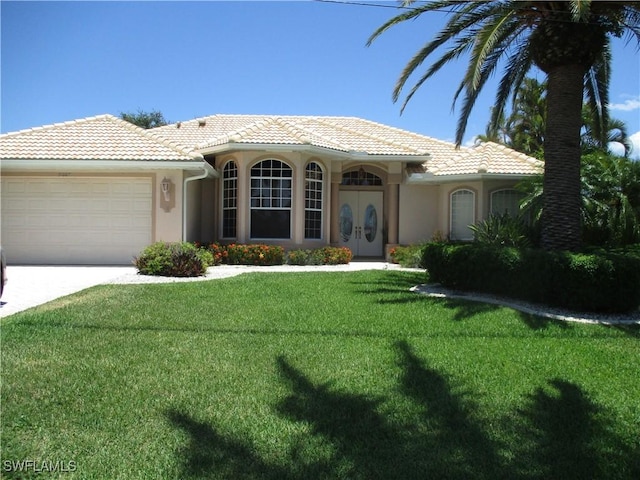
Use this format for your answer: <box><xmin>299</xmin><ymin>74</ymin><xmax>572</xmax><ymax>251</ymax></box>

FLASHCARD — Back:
<box><xmin>0</xmin><ymin>266</ymin><xmax>136</xmax><ymax>318</ymax></box>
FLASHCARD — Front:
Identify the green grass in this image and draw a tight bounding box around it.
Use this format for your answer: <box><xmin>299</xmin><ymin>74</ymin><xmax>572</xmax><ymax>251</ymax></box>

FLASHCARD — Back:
<box><xmin>1</xmin><ymin>270</ymin><xmax>638</xmax><ymax>479</ymax></box>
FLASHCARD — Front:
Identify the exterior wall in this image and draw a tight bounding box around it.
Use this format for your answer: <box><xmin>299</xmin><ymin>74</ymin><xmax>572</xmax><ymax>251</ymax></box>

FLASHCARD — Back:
<box><xmin>398</xmin><ymin>184</ymin><xmax>440</xmax><ymax>244</ymax></box>
<box><xmin>214</xmin><ymin>151</ymin><xmax>333</xmax><ymax>250</ymax></box>
<box><xmin>154</xmin><ymin>170</ymin><xmax>184</xmax><ymax>243</ymax></box>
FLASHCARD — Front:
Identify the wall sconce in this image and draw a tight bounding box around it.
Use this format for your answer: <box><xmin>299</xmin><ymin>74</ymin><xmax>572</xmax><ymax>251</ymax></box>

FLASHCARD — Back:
<box><xmin>161</xmin><ymin>177</ymin><xmax>172</xmax><ymax>202</ymax></box>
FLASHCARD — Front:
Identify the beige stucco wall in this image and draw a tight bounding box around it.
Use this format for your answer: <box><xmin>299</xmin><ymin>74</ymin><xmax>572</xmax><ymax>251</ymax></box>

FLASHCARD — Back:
<box><xmin>398</xmin><ymin>184</ymin><xmax>440</xmax><ymax>244</ymax></box>
<box><xmin>154</xmin><ymin>170</ymin><xmax>184</xmax><ymax>243</ymax></box>
<box><xmin>397</xmin><ymin>179</ymin><xmax>524</xmax><ymax>245</ymax></box>
<box><xmin>214</xmin><ymin>151</ymin><xmax>333</xmax><ymax>249</ymax></box>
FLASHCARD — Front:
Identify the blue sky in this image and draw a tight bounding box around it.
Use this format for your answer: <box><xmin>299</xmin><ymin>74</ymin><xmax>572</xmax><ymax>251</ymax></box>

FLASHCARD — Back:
<box><xmin>2</xmin><ymin>0</ymin><xmax>639</xmax><ymax>156</ymax></box>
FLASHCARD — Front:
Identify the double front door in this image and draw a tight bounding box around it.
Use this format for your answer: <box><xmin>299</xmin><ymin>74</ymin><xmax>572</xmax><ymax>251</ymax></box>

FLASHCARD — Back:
<box><xmin>339</xmin><ymin>191</ymin><xmax>383</xmax><ymax>257</ymax></box>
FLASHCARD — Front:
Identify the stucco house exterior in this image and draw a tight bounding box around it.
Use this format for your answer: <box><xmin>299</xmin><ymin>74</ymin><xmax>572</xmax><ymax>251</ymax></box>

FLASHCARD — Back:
<box><xmin>0</xmin><ymin>113</ymin><xmax>542</xmax><ymax>265</ymax></box>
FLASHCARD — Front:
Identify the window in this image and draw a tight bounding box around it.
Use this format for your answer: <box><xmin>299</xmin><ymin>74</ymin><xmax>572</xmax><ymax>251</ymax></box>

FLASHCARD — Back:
<box><xmin>250</xmin><ymin>159</ymin><xmax>292</xmax><ymax>239</ymax></box>
<box><xmin>305</xmin><ymin>162</ymin><xmax>323</xmax><ymax>239</ymax></box>
<box><xmin>450</xmin><ymin>189</ymin><xmax>475</xmax><ymax>241</ymax></box>
<box><xmin>341</xmin><ymin>169</ymin><xmax>382</xmax><ymax>186</ymax></box>
<box><xmin>491</xmin><ymin>189</ymin><xmax>524</xmax><ymax>217</ymax></box>
<box><xmin>222</xmin><ymin>161</ymin><xmax>237</xmax><ymax>238</ymax></box>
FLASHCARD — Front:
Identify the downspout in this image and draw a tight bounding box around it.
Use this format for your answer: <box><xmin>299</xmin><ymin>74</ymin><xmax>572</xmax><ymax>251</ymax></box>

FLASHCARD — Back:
<box><xmin>182</xmin><ymin>161</ymin><xmax>218</xmax><ymax>241</ymax></box>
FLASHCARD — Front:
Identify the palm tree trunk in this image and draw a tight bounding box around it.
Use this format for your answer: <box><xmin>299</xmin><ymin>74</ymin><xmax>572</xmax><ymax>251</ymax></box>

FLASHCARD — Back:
<box><xmin>541</xmin><ymin>64</ymin><xmax>585</xmax><ymax>251</ymax></box>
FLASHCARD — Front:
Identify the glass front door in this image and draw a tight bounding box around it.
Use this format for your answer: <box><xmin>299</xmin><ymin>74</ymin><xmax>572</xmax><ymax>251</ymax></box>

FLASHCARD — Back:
<box><xmin>339</xmin><ymin>191</ymin><xmax>383</xmax><ymax>257</ymax></box>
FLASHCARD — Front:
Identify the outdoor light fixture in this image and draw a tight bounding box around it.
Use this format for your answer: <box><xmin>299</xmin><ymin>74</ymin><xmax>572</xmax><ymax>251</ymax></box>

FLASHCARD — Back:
<box><xmin>161</xmin><ymin>177</ymin><xmax>171</xmax><ymax>202</ymax></box>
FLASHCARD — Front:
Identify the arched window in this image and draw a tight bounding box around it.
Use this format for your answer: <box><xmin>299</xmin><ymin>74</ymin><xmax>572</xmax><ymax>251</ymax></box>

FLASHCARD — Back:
<box><xmin>222</xmin><ymin>161</ymin><xmax>237</xmax><ymax>238</ymax></box>
<box><xmin>305</xmin><ymin>162</ymin><xmax>323</xmax><ymax>239</ymax></box>
<box><xmin>250</xmin><ymin>159</ymin><xmax>292</xmax><ymax>239</ymax></box>
<box><xmin>341</xmin><ymin>168</ymin><xmax>382</xmax><ymax>186</ymax></box>
<box><xmin>450</xmin><ymin>189</ymin><xmax>475</xmax><ymax>241</ymax></box>
<box><xmin>491</xmin><ymin>189</ymin><xmax>524</xmax><ymax>217</ymax></box>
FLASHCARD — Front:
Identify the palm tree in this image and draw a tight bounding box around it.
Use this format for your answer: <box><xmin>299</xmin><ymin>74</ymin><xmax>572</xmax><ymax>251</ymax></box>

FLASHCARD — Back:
<box><xmin>581</xmin><ymin>106</ymin><xmax>633</xmax><ymax>156</ymax></box>
<box><xmin>368</xmin><ymin>1</ymin><xmax>640</xmax><ymax>251</ymax></box>
<box><xmin>506</xmin><ymin>77</ymin><xmax>546</xmax><ymax>159</ymax></box>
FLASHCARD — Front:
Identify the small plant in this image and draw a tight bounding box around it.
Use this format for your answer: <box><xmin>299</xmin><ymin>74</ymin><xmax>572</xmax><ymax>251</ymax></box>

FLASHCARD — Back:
<box><xmin>469</xmin><ymin>213</ymin><xmax>532</xmax><ymax>247</ymax></box>
<box><xmin>134</xmin><ymin>242</ymin><xmax>210</xmax><ymax>277</ymax></box>
<box><xmin>317</xmin><ymin>246</ymin><xmax>352</xmax><ymax>265</ymax></box>
<box><xmin>389</xmin><ymin>244</ymin><xmax>425</xmax><ymax>268</ymax></box>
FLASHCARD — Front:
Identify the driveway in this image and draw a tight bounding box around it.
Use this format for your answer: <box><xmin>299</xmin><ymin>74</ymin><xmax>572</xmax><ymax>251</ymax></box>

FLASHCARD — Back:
<box><xmin>0</xmin><ymin>266</ymin><xmax>136</xmax><ymax>318</ymax></box>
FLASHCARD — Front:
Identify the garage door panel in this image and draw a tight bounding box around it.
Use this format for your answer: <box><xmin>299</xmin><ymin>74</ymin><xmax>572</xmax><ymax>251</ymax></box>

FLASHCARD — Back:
<box><xmin>1</xmin><ymin>177</ymin><xmax>153</xmax><ymax>264</ymax></box>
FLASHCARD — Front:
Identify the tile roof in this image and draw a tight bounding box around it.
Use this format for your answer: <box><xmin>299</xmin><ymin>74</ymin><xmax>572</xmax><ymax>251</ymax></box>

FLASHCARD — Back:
<box><xmin>0</xmin><ymin>114</ymin><xmax>202</xmax><ymax>162</ymax></box>
<box><xmin>1</xmin><ymin>113</ymin><xmax>542</xmax><ymax>177</ymax></box>
<box><xmin>153</xmin><ymin>114</ymin><xmax>542</xmax><ymax>176</ymax></box>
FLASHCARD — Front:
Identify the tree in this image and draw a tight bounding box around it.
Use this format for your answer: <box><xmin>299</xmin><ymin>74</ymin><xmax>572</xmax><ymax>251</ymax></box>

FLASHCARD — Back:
<box><xmin>581</xmin><ymin>106</ymin><xmax>633</xmax><ymax>156</ymax></box>
<box><xmin>519</xmin><ymin>152</ymin><xmax>640</xmax><ymax>247</ymax></box>
<box><xmin>481</xmin><ymin>76</ymin><xmax>631</xmax><ymax>159</ymax></box>
<box><xmin>505</xmin><ymin>77</ymin><xmax>546</xmax><ymax>159</ymax></box>
<box><xmin>120</xmin><ymin>109</ymin><xmax>169</xmax><ymax>129</ymax></box>
<box><xmin>368</xmin><ymin>1</ymin><xmax>640</xmax><ymax>251</ymax></box>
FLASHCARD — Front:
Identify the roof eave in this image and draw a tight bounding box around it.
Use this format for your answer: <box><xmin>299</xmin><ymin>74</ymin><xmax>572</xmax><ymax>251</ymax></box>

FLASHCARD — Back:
<box><xmin>199</xmin><ymin>142</ymin><xmax>431</xmax><ymax>162</ymax></box>
<box><xmin>0</xmin><ymin>159</ymin><xmax>209</xmax><ymax>172</ymax></box>
<box><xmin>405</xmin><ymin>172</ymin><xmax>539</xmax><ymax>184</ymax></box>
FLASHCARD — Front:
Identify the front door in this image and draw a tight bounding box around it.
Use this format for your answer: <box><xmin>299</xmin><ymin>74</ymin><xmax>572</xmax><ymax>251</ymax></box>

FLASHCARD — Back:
<box><xmin>339</xmin><ymin>191</ymin><xmax>383</xmax><ymax>257</ymax></box>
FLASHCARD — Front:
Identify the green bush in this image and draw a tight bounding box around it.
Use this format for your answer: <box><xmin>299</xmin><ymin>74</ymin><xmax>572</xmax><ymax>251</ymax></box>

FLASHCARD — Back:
<box><xmin>134</xmin><ymin>242</ymin><xmax>210</xmax><ymax>277</ymax></box>
<box><xmin>422</xmin><ymin>243</ymin><xmax>640</xmax><ymax>313</ymax></box>
<box><xmin>285</xmin><ymin>247</ymin><xmax>352</xmax><ymax>265</ymax></box>
<box><xmin>390</xmin><ymin>244</ymin><xmax>425</xmax><ymax>268</ymax></box>
<box><xmin>317</xmin><ymin>246</ymin><xmax>353</xmax><ymax>265</ymax></box>
<box><xmin>469</xmin><ymin>213</ymin><xmax>532</xmax><ymax>247</ymax></box>
<box><xmin>224</xmin><ymin>244</ymin><xmax>285</xmax><ymax>266</ymax></box>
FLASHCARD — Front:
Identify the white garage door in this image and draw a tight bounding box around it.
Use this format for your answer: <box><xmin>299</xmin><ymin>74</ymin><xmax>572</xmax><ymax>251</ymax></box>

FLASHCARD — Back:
<box><xmin>1</xmin><ymin>176</ymin><xmax>152</xmax><ymax>265</ymax></box>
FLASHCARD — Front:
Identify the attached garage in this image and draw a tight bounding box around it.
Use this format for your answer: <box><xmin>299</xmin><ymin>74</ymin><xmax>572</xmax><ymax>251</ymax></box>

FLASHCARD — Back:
<box><xmin>0</xmin><ymin>114</ymin><xmax>210</xmax><ymax>265</ymax></box>
<box><xmin>1</xmin><ymin>176</ymin><xmax>153</xmax><ymax>265</ymax></box>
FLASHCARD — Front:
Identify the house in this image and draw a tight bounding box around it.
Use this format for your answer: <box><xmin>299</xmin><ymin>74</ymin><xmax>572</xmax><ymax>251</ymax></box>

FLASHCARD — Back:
<box><xmin>0</xmin><ymin>114</ymin><xmax>542</xmax><ymax>265</ymax></box>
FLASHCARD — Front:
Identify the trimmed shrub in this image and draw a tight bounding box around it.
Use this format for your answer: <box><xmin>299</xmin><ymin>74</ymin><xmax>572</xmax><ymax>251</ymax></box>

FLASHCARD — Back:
<box><xmin>224</xmin><ymin>244</ymin><xmax>285</xmax><ymax>266</ymax></box>
<box><xmin>285</xmin><ymin>247</ymin><xmax>352</xmax><ymax>265</ymax></box>
<box><xmin>422</xmin><ymin>243</ymin><xmax>640</xmax><ymax>313</ymax></box>
<box><xmin>317</xmin><ymin>246</ymin><xmax>352</xmax><ymax>265</ymax></box>
<box><xmin>134</xmin><ymin>242</ymin><xmax>210</xmax><ymax>277</ymax></box>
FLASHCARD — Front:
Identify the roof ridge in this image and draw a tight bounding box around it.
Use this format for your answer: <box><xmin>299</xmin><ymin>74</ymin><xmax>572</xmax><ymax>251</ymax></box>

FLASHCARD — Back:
<box><xmin>355</xmin><ymin>117</ymin><xmax>465</xmax><ymax>153</ymax></box>
<box><xmin>111</xmin><ymin>116</ymin><xmax>203</xmax><ymax>160</ymax></box>
<box><xmin>0</xmin><ymin>114</ymin><xmax>116</xmax><ymax>139</ymax></box>
<box><xmin>194</xmin><ymin>117</ymin><xmax>278</xmax><ymax>148</ymax></box>
<box><xmin>274</xmin><ymin>117</ymin><xmax>352</xmax><ymax>151</ymax></box>
<box><xmin>313</xmin><ymin>117</ymin><xmax>434</xmax><ymax>155</ymax></box>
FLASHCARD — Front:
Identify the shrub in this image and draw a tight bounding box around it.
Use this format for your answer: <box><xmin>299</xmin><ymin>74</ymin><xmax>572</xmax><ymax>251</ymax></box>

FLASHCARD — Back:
<box><xmin>317</xmin><ymin>246</ymin><xmax>352</xmax><ymax>265</ymax></box>
<box><xmin>285</xmin><ymin>247</ymin><xmax>352</xmax><ymax>265</ymax></box>
<box><xmin>422</xmin><ymin>242</ymin><xmax>640</xmax><ymax>313</ymax></box>
<box><xmin>390</xmin><ymin>244</ymin><xmax>425</xmax><ymax>268</ymax></box>
<box><xmin>469</xmin><ymin>213</ymin><xmax>532</xmax><ymax>247</ymax></box>
<box><xmin>134</xmin><ymin>242</ymin><xmax>210</xmax><ymax>277</ymax></box>
<box><xmin>224</xmin><ymin>244</ymin><xmax>285</xmax><ymax>266</ymax></box>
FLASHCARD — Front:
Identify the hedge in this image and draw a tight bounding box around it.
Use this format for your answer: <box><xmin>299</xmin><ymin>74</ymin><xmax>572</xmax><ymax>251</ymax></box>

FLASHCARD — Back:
<box><xmin>422</xmin><ymin>243</ymin><xmax>640</xmax><ymax>313</ymax></box>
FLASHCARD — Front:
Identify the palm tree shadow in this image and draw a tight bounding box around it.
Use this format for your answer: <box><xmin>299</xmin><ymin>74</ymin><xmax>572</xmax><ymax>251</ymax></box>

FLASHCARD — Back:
<box><xmin>166</xmin><ymin>409</ymin><xmax>291</xmax><ymax>480</ymax></box>
<box><xmin>394</xmin><ymin>340</ymin><xmax>507</xmax><ymax>478</ymax></box>
<box><xmin>511</xmin><ymin>378</ymin><xmax>640</xmax><ymax>479</ymax></box>
<box><xmin>276</xmin><ymin>355</ymin><xmax>405</xmax><ymax>479</ymax></box>
<box><xmin>166</xmin><ymin>349</ymin><xmax>639</xmax><ymax>479</ymax></box>
<box><xmin>276</xmin><ymin>344</ymin><xmax>509</xmax><ymax>479</ymax></box>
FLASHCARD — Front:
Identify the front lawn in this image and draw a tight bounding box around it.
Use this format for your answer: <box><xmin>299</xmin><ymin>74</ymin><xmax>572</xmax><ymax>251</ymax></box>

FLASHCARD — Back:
<box><xmin>1</xmin><ymin>271</ymin><xmax>638</xmax><ymax>479</ymax></box>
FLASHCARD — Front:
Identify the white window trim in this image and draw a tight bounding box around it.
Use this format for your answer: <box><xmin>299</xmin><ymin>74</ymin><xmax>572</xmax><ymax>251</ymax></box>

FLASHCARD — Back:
<box><xmin>304</xmin><ymin>161</ymin><xmax>324</xmax><ymax>240</ymax></box>
<box><xmin>450</xmin><ymin>188</ymin><xmax>476</xmax><ymax>241</ymax></box>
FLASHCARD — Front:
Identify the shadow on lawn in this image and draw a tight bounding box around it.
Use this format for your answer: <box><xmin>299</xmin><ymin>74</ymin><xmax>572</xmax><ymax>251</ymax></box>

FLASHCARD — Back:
<box><xmin>167</xmin><ymin>341</ymin><xmax>638</xmax><ymax>479</ymax></box>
